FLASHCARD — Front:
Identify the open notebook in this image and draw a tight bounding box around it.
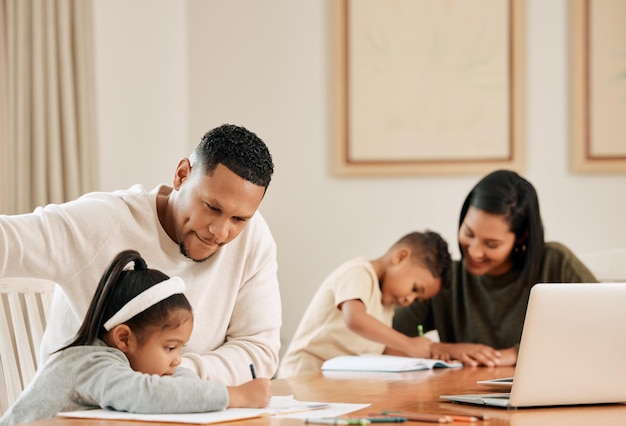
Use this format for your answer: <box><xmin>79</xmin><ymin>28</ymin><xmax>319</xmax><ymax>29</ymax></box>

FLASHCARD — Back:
<box><xmin>321</xmin><ymin>354</ymin><xmax>461</xmax><ymax>372</ymax></box>
<box><xmin>441</xmin><ymin>283</ymin><xmax>626</xmax><ymax>408</ymax></box>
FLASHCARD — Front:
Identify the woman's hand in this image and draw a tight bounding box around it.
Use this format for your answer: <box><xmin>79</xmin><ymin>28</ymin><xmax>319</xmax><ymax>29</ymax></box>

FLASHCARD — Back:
<box><xmin>431</xmin><ymin>342</ymin><xmax>505</xmax><ymax>367</ymax></box>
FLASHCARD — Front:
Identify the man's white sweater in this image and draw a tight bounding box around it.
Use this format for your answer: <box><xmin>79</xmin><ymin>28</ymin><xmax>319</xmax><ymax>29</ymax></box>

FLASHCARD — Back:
<box><xmin>0</xmin><ymin>184</ymin><xmax>282</xmax><ymax>385</ymax></box>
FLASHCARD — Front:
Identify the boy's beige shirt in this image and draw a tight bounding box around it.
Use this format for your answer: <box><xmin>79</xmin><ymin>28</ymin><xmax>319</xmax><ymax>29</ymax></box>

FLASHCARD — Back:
<box><xmin>277</xmin><ymin>257</ymin><xmax>394</xmax><ymax>378</ymax></box>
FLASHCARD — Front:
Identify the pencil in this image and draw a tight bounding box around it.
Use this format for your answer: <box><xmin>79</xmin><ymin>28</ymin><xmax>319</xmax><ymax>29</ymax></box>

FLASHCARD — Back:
<box><xmin>249</xmin><ymin>363</ymin><xmax>257</xmax><ymax>379</ymax></box>
<box><xmin>381</xmin><ymin>412</ymin><xmax>450</xmax><ymax>423</ymax></box>
<box><xmin>446</xmin><ymin>414</ymin><xmax>479</xmax><ymax>422</ymax></box>
<box><xmin>448</xmin><ymin>413</ymin><xmax>487</xmax><ymax>421</ymax></box>
<box><xmin>305</xmin><ymin>418</ymin><xmax>370</xmax><ymax>425</ymax></box>
<box><xmin>350</xmin><ymin>416</ymin><xmax>407</xmax><ymax>423</ymax></box>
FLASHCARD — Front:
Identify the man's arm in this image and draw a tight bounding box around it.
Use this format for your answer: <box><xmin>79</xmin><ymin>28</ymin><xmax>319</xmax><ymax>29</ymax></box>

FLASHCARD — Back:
<box><xmin>180</xmin><ymin>273</ymin><xmax>281</xmax><ymax>384</ymax></box>
<box><xmin>180</xmin><ymin>216</ymin><xmax>282</xmax><ymax>385</ymax></box>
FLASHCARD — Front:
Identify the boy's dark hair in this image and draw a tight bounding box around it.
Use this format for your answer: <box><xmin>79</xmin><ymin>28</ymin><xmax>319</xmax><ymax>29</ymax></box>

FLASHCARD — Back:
<box><xmin>459</xmin><ymin>169</ymin><xmax>544</xmax><ymax>286</ymax></box>
<box><xmin>396</xmin><ymin>231</ymin><xmax>452</xmax><ymax>289</ymax></box>
<box><xmin>57</xmin><ymin>250</ymin><xmax>192</xmax><ymax>352</ymax></box>
<box><xmin>193</xmin><ymin>123</ymin><xmax>274</xmax><ymax>189</ymax></box>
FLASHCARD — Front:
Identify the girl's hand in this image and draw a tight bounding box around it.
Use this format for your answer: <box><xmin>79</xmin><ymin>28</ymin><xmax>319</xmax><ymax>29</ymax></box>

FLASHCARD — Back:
<box><xmin>226</xmin><ymin>378</ymin><xmax>271</xmax><ymax>408</ymax></box>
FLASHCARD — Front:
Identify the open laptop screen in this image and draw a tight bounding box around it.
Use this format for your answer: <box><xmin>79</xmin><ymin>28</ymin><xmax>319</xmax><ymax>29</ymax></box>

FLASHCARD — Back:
<box><xmin>441</xmin><ymin>283</ymin><xmax>626</xmax><ymax>408</ymax></box>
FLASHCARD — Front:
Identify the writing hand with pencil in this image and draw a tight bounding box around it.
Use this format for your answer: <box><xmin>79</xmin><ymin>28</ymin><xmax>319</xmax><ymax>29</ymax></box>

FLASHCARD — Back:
<box><xmin>405</xmin><ymin>334</ymin><xmax>433</xmax><ymax>358</ymax></box>
<box><xmin>224</xmin><ymin>363</ymin><xmax>270</xmax><ymax>408</ymax></box>
<box><xmin>382</xmin><ymin>324</ymin><xmax>433</xmax><ymax>359</ymax></box>
<box><xmin>382</xmin><ymin>334</ymin><xmax>432</xmax><ymax>359</ymax></box>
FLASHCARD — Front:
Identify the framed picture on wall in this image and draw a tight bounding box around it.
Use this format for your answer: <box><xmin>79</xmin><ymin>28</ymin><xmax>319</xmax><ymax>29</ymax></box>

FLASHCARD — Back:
<box><xmin>571</xmin><ymin>0</ymin><xmax>626</xmax><ymax>173</ymax></box>
<box><xmin>331</xmin><ymin>0</ymin><xmax>526</xmax><ymax>176</ymax></box>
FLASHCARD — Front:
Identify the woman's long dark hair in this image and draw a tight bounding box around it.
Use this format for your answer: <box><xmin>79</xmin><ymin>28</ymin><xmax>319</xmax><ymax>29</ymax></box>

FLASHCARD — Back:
<box><xmin>459</xmin><ymin>170</ymin><xmax>545</xmax><ymax>286</ymax></box>
<box><xmin>57</xmin><ymin>250</ymin><xmax>191</xmax><ymax>352</ymax></box>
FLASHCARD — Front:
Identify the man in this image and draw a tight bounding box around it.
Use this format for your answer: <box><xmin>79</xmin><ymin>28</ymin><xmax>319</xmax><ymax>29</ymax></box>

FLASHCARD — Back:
<box><xmin>0</xmin><ymin>124</ymin><xmax>281</xmax><ymax>385</ymax></box>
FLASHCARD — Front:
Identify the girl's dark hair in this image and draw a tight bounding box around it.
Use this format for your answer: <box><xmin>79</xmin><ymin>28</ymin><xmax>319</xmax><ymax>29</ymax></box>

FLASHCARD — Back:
<box><xmin>57</xmin><ymin>250</ymin><xmax>192</xmax><ymax>352</ymax></box>
<box><xmin>459</xmin><ymin>169</ymin><xmax>545</xmax><ymax>286</ymax></box>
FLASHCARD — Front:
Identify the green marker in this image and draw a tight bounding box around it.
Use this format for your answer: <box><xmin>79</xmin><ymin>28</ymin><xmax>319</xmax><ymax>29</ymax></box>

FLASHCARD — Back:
<box><xmin>417</xmin><ymin>324</ymin><xmax>424</xmax><ymax>337</ymax></box>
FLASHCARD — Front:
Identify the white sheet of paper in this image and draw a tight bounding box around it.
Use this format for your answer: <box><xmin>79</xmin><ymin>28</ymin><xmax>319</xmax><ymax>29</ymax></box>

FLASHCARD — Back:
<box><xmin>57</xmin><ymin>395</ymin><xmax>369</xmax><ymax>424</ymax></box>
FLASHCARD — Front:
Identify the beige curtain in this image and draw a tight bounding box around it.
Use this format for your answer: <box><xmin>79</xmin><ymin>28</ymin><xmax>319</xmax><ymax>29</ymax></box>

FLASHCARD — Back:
<box><xmin>0</xmin><ymin>1</ymin><xmax>8</xmax><ymax>213</ymax></box>
<box><xmin>1</xmin><ymin>0</ymin><xmax>97</xmax><ymax>215</ymax></box>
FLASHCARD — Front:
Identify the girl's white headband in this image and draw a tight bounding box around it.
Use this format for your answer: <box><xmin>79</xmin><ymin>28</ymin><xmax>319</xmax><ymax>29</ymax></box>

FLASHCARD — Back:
<box><xmin>103</xmin><ymin>276</ymin><xmax>186</xmax><ymax>331</ymax></box>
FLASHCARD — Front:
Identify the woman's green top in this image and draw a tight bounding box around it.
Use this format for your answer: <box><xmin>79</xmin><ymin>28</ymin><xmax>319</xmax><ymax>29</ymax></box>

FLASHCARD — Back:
<box><xmin>392</xmin><ymin>242</ymin><xmax>597</xmax><ymax>350</ymax></box>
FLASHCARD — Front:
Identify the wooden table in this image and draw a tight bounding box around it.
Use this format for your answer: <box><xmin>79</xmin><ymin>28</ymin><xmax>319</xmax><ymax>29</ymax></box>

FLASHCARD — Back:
<box><xmin>20</xmin><ymin>366</ymin><xmax>626</xmax><ymax>425</ymax></box>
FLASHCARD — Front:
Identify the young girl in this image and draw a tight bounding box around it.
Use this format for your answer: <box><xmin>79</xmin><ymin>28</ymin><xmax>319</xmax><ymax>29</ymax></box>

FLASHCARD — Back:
<box><xmin>392</xmin><ymin>170</ymin><xmax>597</xmax><ymax>367</ymax></box>
<box><xmin>0</xmin><ymin>250</ymin><xmax>270</xmax><ymax>425</ymax></box>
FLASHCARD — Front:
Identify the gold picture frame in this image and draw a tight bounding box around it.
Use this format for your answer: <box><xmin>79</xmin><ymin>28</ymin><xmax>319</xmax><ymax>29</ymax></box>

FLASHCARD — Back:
<box><xmin>571</xmin><ymin>0</ymin><xmax>626</xmax><ymax>173</ymax></box>
<box><xmin>332</xmin><ymin>0</ymin><xmax>526</xmax><ymax>176</ymax></box>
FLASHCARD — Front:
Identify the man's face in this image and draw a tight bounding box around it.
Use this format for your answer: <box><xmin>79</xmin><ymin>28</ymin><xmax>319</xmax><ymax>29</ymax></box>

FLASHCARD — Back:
<box><xmin>172</xmin><ymin>162</ymin><xmax>265</xmax><ymax>262</ymax></box>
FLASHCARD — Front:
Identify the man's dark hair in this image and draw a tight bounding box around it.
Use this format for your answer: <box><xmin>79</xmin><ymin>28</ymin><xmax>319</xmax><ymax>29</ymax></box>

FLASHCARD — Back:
<box><xmin>193</xmin><ymin>124</ymin><xmax>274</xmax><ymax>189</ymax></box>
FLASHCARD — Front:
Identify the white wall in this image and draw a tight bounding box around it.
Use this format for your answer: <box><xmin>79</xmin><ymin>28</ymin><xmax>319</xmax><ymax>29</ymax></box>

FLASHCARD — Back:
<box><xmin>93</xmin><ymin>0</ymin><xmax>626</xmax><ymax>354</ymax></box>
<box><xmin>93</xmin><ymin>0</ymin><xmax>189</xmax><ymax>191</ymax></box>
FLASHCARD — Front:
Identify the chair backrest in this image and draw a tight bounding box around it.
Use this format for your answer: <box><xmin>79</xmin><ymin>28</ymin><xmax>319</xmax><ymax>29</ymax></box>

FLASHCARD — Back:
<box><xmin>0</xmin><ymin>278</ymin><xmax>56</xmax><ymax>415</ymax></box>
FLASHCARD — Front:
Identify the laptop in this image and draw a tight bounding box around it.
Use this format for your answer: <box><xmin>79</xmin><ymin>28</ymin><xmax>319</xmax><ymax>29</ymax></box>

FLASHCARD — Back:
<box><xmin>440</xmin><ymin>283</ymin><xmax>626</xmax><ymax>408</ymax></box>
<box><xmin>476</xmin><ymin>376</ymin><xmax>513</xmax><ymax>388</ymax></box>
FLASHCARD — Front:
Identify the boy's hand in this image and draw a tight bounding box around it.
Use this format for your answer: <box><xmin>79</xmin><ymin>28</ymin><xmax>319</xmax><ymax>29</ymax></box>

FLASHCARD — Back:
<box><xmin>404</xmin><ymin>336</ymin><xmax>433</xmax><ymax>358</ymax></box>
<box><xmin>226</xmin><ymin>378</ymin><xmax>271</xmax><ymax>408</ymax></box>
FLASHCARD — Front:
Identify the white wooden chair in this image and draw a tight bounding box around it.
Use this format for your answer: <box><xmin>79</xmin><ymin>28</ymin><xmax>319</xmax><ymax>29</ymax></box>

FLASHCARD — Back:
<box><xmin>0</xmin><ymin>278</ymin><xmax>56</xmax><ymax>415</ymax></box>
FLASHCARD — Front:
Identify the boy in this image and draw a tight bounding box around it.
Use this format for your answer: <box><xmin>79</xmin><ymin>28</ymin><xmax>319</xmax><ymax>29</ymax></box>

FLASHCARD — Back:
<box><xmin>277</xmin><ymin>231</ymin><xmax>451</xmax><ymax>378</ymax></box>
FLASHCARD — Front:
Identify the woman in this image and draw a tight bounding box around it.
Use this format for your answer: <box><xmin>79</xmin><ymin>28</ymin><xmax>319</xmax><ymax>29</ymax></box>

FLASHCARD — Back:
<box><xmin>392</xmin><ymin>170</ymin><xmax>597</xmax><ymax>367</ymax></box>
